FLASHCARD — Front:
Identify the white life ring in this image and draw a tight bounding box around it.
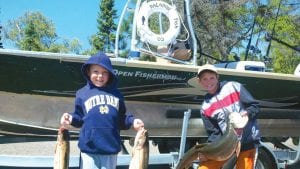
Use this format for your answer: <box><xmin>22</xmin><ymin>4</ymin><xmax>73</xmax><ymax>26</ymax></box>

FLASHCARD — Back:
<box><xmin>136</xmin><ymin>1</ymin><xmax>181</xmax><ymax>46</ymax></box>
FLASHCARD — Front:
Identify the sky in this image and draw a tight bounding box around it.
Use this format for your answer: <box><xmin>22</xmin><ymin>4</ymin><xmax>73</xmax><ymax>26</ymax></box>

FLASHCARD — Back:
<box><xmin>0</xmin><ymin>0</ymin><xmax>127</xmax><ymax>51</ymax></box>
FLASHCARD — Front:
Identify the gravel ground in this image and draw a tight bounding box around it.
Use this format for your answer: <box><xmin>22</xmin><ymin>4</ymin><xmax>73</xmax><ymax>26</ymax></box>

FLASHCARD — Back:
<box><xmin>0</xmin><ymin>135</ymin><xmax>159</xmax><ymax>156</ymax></box>
<box><xmin>0</xmin><ymin>135</ymin><xmax>79</xmax><ymax>156</ymax></box>
<box><xmin>0</xmin><ymin>135</ymin><xmax>166</xmax><ymax>169</ymax></box>
<box><xmin>1</xmin><ymin>135</ymin><xmax>299</xmax><ymax>169</ymax></box>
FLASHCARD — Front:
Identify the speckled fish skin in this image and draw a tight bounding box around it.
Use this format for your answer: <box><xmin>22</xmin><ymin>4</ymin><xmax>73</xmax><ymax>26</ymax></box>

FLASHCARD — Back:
<box><xmin>175</xmin><ymin>120</ymin><xmax>240</xmax><ymax>169</ymax></box>
<box><xmin>129</xmin><ymin>128</ymin><xmax>149</xmax><ymax>169</ymax></box>
<box><xmin>54</xmin><ymin>127</ymin><xmax>70</xmax><ymax>169</ymax></box>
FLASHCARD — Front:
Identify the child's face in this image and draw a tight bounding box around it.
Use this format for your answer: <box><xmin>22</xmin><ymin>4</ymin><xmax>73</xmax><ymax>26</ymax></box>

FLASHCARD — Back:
<box><xmin>198</xmin><ymin>72</ymin><xmax>219</xmax><ymax>94</ymax></box>
<box><xmin>88</xmin><ymin>64</ymin><xmax>110</xmax><ymax>87</ymax></box>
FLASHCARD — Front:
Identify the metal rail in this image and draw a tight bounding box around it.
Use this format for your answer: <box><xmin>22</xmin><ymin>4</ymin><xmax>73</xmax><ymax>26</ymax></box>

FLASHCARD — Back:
<box><xmin>0</xmin><ymin>154</ymin><xmax>177</xmax><ymax>167</ymax></box>
<box><xmin>0</xmin><ymin>109</ymin><xmax>195</xmax><ymax>168</ymax></box>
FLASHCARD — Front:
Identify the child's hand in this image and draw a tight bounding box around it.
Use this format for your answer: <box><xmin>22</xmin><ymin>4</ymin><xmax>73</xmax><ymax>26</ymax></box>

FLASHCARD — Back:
<box><xmin>241</xmin><ymin>111</ymin><xmax>248</xmax><ymax>117</ymax></box>
<box><xmin>133</xmin><ymin>119</ymin><xmax>144</xmax><ymax>131</ymax></box>
<box><xmin>60</xmin><ymin>113</ymin><xmax>72</xmax><ymax>129</ymax></box>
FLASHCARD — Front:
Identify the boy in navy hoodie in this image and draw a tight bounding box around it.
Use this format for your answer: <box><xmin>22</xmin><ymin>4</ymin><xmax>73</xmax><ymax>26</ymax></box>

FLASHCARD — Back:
<box><xmin>60</xmin><ymin>51</ymin><xmax>144</xmax><ymax>169</ymax></box>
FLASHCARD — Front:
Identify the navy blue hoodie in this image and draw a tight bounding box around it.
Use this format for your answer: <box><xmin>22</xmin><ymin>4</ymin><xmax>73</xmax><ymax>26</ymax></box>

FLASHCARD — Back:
<box><xmin>70</xmin><ymin>51</ymin><xmax>135</xmax><ymax>154</ymax></box>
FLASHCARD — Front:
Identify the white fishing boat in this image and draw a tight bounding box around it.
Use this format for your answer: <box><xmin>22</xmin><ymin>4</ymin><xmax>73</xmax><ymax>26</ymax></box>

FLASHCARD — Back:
<box><xmin>0</xmin><ymin>0</ymin><xmax>299</xmax><ymax>168</ymax></box>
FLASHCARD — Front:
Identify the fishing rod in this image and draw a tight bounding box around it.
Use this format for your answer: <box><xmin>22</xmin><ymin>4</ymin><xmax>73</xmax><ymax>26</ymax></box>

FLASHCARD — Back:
<box><xmin>265</xmin><ymin>33</ymin><xmax>300</xmax><ymax>52</ymax></box>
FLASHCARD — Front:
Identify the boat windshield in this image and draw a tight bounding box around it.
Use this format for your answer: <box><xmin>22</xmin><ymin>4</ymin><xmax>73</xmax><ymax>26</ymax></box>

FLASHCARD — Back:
<box><xmin>245</xmin><ymin>66</ymin><xmax>265</xmax><ymax>72</ymax></box>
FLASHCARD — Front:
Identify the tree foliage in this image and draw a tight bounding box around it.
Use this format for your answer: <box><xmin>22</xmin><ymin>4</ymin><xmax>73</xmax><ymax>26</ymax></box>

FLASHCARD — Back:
<box><xmin>3</xmin><ymin>0</ymin><xmax>298</xmax><ymax>73</ymax></box>
<box><xmin>190</xmin><ymin>0</ymin><xmax>299</xmax><ymax>73</ymax></box>
<box><xmin>191</xmin><ymin>0</ymin><xmax>257</xmax><ymax>62</ymax></box>
<box><xmin>89</xmin><ymin>0</ymin><xmax>118</xmax><ymax>54</ymax></box>
<box><xmin>261</xmin><ymin>0</ymin><xmax>300</xmax><ymax>73</ymax></box>
<box><xmin>4</xmin><ymin>11</ymin><xmax>81</xmax><ymax>53</ymax></box>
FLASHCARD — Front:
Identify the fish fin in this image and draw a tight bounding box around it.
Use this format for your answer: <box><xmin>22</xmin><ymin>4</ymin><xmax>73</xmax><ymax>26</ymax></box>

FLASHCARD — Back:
<box><xmin>194</xmin><ymin>143</ymin><xmax>208</xmax><ymax>149</ymax></box>
<box><xmin>235</xmin><ymin>141</ymin><xmax>241</xmax><ymax>157</ymax></box>
<box><xmin>222</xmin><ymin>154</ymin><xmax>237</xmax><ymax>169</ymax></box>
<box><xmin>129</xmin><ymin>137</ymin><xmax>135</xmax><ymax>147</ymax></box>
<box><xmin>54</xmin><ymin>144</ymin><xmax>57</xmax><ymax>153</ymax></box>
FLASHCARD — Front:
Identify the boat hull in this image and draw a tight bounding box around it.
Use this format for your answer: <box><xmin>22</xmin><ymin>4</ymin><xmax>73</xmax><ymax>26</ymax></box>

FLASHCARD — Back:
<box><xmin>1</xmin><ymin>49</ymin><xmax>300</xmax><ymax>138</ymax></box>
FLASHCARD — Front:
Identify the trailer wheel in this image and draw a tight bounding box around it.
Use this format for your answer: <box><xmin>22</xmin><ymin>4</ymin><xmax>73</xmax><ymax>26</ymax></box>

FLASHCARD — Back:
<box><xmin>157</xmin><ymin>139</ymin><xmax>180</xmax><ymax>153</ymax></box>
<box><xmin>256</xmin><ymin>147</ymin><xmax>277</xmax><ymax>169</ymax></box>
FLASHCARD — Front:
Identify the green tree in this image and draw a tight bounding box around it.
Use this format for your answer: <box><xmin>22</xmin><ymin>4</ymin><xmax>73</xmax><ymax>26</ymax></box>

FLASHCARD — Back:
<box><xmin>259</xmin><ymin>0</ymin><xmax>300</xmax><ymax>73</ymax></box>
<box><xmin>89</xmin><ymin>0</ymin><xmax>117</xmax><ymax>54</ymax></box>
<box><xmin>191</xmin><ymin>0</ymin><xmax>257</xmax><ymax>63</ymax></box>
<box><xmin>190</xmin><ymin>0</ymin><xmax>299</xmax><ymax>73</ymax></box>
<box><xmin>4</xmin><ymin>11</ymin><xmax>82</xmax><ymax>53</ymax></box>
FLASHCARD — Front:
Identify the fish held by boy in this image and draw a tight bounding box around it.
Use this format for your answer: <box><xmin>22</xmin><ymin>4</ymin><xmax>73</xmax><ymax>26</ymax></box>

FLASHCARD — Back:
<box><xmin>129</xmin><ymin>127</ymin><xmax>149</xmax><ymax>169</ymax></box>
<box><xmin>54</xmin><ymin>127</ymin><xmax>70</xmax><ymax>169</ymax></box>
<box><xmin>175</xmin><ymin>119</ymin><xmax>241</xmax><ymax>169</ymax></box>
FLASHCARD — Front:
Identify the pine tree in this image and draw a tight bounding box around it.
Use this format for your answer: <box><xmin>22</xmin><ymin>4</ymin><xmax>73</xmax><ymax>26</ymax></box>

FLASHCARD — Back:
<box><xmin>90</xmin><ymin>0</ymin><xmax>117</xmax><ymax>53</ymax></box>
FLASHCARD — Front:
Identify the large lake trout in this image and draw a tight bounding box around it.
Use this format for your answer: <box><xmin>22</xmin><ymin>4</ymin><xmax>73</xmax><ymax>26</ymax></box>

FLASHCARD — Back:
<box><xmin>54</xmin><ymin>127</ymin><xmax>70</xmax><ymax>169</ymax></box>
<box><xmin>175</xmin><ymin>120</ymin><xmax>241</xmax><ymax>169</ymax></box>
<box><xmin>129</xmin><ymin>128</ymin><xmax>149</xmax><ymax>169</ymax></box>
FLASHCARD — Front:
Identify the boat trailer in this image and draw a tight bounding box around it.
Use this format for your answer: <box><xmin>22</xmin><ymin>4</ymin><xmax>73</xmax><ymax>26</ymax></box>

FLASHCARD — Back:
<box><xmin>0</xmin><ymin>109</ymin><xmax>299</xmax><ymax>168</ymax></box>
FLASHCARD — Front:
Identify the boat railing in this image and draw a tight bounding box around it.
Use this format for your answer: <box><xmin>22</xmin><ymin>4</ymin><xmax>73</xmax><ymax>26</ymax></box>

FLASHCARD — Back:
<box><xmin>114</xmin><ymin>0</ymin><xmax>198</xmax><ymax>66</ymax></box>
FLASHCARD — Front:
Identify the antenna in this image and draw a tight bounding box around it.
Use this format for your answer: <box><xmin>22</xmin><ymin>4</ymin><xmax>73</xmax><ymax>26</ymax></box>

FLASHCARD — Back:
<box><xmin>265</xmin><ymin>0</ymin><xmax>282</xmax><ymax>58</ymax></box>
<box><xmin>0</xmin><ymin>7</ymin><xmax>3</xmax><ymax>48</ymax></box>
<box><xmin>0</xmin><ymin>25</ymin><xmax>3</xmax><ymax>48</ymax></box>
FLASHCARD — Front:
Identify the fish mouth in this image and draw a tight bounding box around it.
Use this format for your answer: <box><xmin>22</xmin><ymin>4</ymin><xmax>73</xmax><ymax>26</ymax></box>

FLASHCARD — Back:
<box><xmin>129</xmin><ymin>128</ymin><xmax>149</xmax><ymax>169</ymax></box>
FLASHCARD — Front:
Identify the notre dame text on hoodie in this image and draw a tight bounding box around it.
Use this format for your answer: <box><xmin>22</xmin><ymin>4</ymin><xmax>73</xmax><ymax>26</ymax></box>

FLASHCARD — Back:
<box><xmin>70</xmin><ymin>52</ymin><xmax>134</xmax><ymax>154</ymax></box>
